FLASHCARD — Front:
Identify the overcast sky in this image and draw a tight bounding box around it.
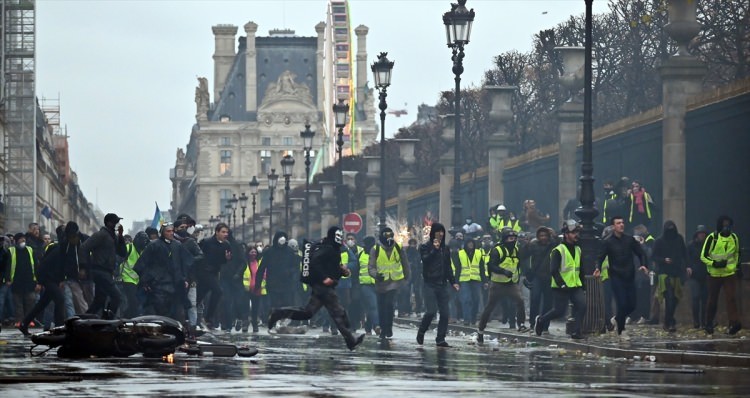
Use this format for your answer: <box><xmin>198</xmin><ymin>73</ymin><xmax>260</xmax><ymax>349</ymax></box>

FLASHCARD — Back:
<box><xmin>36</xmin><ymin>0</ymin><xmax>609</xmax><ymax>228</ymax></box>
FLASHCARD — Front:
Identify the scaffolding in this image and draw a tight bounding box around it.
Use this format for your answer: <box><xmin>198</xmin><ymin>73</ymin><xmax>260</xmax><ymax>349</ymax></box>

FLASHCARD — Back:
<box><xmin>2</xmin><ymin>0</ymin><xmax>36</xmax><ymax>233</ymax></box>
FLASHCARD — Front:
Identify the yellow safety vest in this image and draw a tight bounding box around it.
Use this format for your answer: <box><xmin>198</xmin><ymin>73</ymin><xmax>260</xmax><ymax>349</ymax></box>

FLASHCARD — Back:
<box><xmin>8</xmin><ymin>246</ymin><xmax>36</xmax><ymax>283</ymax></box>
<box><xmin>629</xmin><ymin>192</ymin><xmax>652</xmax><ymax>222</ymax></box>
<box><xmin>551</xmin><ymin>244</ymin><xmax>582</xmax><ymax>288</ymax></box>
<box><xmin>489</xmin><ymin>246</ymin><xmax>518</xmax><ymax>283</ymax></box>
<box><xmin>121</xmin><ymin>243</ymin><xmax>140</xmax><ymax>285</ymax></box>
<box><xmin>457</xmin><ymin>249</ymin><xmax>482</xmax><ymax>282</ymax></box>
<box><xmin>375</xmin><ymin>246</ymin><xmax>405</xmax><ymax>282</ymax></box>
<box><xmin>701</xmin><ymin>232</ymin><xmax>740</xmax><ymax>278</ymax></box>
<box><xmin>359</xmin><ymin>250</ymin><xmax>374</xmax><ymax>285</ymax></box>
<box><xmin>601</xmin><ymin>256</ymin><xmax>609</xmax><ymax>282</ymax></box>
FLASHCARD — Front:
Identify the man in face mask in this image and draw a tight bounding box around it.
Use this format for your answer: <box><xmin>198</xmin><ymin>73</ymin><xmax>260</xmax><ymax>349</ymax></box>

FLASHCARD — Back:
<box><xmin>257</xmin><ymin>231</ymin><xmax>299</xmax><ymax>312</ymax></box>
<box><xmin>462</xmin><ymin>217</ymin><xmax>483</xmax><ymax>240</ymax></box>
<box><xmin>172</xmin><ymin>215</ymin><xmax>205</xmax><ymax>330</ymax></box>
<box><xmin>7</xmin><ymin>234</ymin><xmax>38</xmax><ymax>331</ymax></box>
<box><xmin>651</xmin><ymin>221</ymin><xmax>687</xmax><ymax>332</ymax></box>
<box><xmin>701</xmin><ymin>215</ymin><xmax>742</xmax><ymax>335</ymax></box>
<box><xmin>268</xmin><ymin>226</ymin><xmax>365</xmax><ymax>350</ymax></box>
<box><xmin>368</xmin><ymin>227</ymin><xmax>410</xmax><ymax>341</ymax></box>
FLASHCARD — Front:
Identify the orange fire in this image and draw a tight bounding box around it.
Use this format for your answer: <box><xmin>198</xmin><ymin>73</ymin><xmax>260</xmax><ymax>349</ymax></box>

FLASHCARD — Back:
<box><xmin>163</xmin><ymin>353</ymin><xmax>175</xmax><ymax>363</ymax></box>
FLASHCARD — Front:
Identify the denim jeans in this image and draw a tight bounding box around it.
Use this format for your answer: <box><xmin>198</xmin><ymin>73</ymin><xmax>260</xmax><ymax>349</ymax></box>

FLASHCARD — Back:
<box><xmin>359</xmin><ymin>284</ymin><xmax>379</xmax><ymax>331</ymax></box>
<box><xmin>459</xmin><ymin>281</ymin><xmax>482</xmax><ymax>324</ymax></box>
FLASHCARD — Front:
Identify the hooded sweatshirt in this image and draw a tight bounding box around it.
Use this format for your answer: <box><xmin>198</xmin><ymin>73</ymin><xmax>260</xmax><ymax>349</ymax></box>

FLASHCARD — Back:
<box><xmin>305</xmin><ymin>226</ymin><xmax>347</xmax><ymax>286</ymax></box>
<box><xmin>419</xmin><ymin>222</ymin><xmax>455</xmax><ymax>286</ymax></box>
<box><xmin>256</xmin><ymin>231</ymin><xmax>298</xmax><ymax>290</ymax></box>
<box><xmin>652</xmin><ymin>220</ymin><xmax>687</xmax><ymax>277</ymax></box>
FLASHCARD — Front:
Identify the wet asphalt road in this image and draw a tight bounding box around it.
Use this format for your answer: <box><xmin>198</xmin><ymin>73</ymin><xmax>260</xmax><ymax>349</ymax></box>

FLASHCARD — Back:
<box><xmin>2</xmin><ymin>323</ymin><xmax>750</xmax><ymax>397</ymax></box>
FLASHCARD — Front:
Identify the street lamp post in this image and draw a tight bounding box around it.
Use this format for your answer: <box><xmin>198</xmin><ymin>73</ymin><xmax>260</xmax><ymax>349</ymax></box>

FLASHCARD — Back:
<box><xmin>574</xmin><ymin>0</ymin><xmax>599</xmax><ymax>276</ymax></box>
<box><xmin>443</xmin><ymin>0</ymin><xmax>475</xmax><ymax>235</ymax></box>
<box><xmin>333</xmin><ymin>99</ymin><xmax>350</xmax><ymax>222</ymax></box>
<box><xmin>229</xmin><ymin>193</ymin><xmax>238</xmax><ymax>230</ymax></box>
<box><xmin>239</xmin><ymin>192</ymin><xmax>248</xmax><ymax>243</ymax></box>
<box><xmin>209</xmin><ymin>215</ymin><xmax>220</xmax><ymax>231</ymax></box>
<box><xmin>267</xmin><ymin>168</ymin><xmax>279</xmax><ymax>243</ymax></box>
<box><xmin>249</xmin><ymin>176</ymin><xmax>260</xmax><ymax>243</ymax></box>
<box><xmin>281</xmin><ymin>154</ymin><xmax>295</xmax><ymax>233</ymax></box>
<box><xmin>300</xmin><ymin>124</ymin><xmax>316</xmax><ymax>239</ymax></box>
<box><xmin>371</xmin><ymin>52</ymin><xmax>394</xmax><ymax>233</ymax></box>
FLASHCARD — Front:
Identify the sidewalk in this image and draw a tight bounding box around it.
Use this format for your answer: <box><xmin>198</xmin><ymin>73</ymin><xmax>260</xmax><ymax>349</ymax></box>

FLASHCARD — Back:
<box><xmin>394</xmin><ymin>315</ymin><xmax>750</xmax><ymax>367</ymax></box>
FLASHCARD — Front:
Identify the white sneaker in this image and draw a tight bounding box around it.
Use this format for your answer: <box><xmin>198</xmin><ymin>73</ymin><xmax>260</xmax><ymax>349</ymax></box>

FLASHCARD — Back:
<box><xmin>636</xmin><ymin>317</ymin><xmax>647</xmax><ymax>325</ymax></box>
<box><xmin>618</xmin><ymin>330</ymin><xmax>630</xmax><ymax>341</ymax></box>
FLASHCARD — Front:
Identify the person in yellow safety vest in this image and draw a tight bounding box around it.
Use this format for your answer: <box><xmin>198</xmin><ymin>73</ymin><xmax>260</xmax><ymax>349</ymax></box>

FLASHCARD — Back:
<box><xmin>456</xmin><ymin>239</ymin><xmax>486</xmax><ymax>327</ymax></box>
<box><xmin>368</xmin><ymin>227</ymin><xmax>410</xmax><ymax>341</ymax></box>
<box><xmin>357</xmin><ymin>236</ymin><xmax>380</xmax><ymax>335</ymax></box>
<box><xmin>701</xmin><ymin>215</ymin><xmax>742</xmax><ymax>335</ymax></box>
<box><xmin>490</xmin><ymin>205</ymin><xmax>521</xmax><ymax>239</ymax></box>
<box><xmin>5</xmin><ymin>233</ymin><xmax>39</xmax><ymax>329</ymax></box>
<box><xmin>242</xmin><ymin>247</ymin><xmax>265</xmax><ymax>333</ymax></box>
<box><xmin>476</xmin><ymin>228</ymin><xmax>527</xmax><ymax>343</ymax></box>
<box><xmin>628</xmin><ymin>180</ymin><xmax>654</xmax><ymax>229</ymax></box>
<box><xmin>535</xmin><ymin>220</ymin><xmax>587</xmax><ymax>340</ymax></box>
<box><xmin>119</xmin><ymin>231</ymin><xmax>149</xmax><ymax>318</ymax></box>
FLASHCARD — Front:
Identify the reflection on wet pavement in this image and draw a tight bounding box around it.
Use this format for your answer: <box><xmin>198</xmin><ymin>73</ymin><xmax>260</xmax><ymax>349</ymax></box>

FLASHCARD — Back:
<box><xmin>1</xmin><ymin>325</ymin><xmax>750</xmax><ymax>396</ymax></box>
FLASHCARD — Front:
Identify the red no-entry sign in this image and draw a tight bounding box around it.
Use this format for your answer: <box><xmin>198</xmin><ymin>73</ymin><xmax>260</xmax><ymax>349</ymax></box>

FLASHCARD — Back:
<box><xmin>342</xmin><ymin>212</ymin><xmax>363</xmax><ymax>234</ymax></box>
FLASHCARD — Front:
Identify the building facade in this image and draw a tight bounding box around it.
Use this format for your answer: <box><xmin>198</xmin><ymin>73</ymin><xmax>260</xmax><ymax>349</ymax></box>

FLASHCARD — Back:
<box><xmin>170</xmin><ymin>18</ymin><xmax>377</xmax><ymax>237</ymax></box>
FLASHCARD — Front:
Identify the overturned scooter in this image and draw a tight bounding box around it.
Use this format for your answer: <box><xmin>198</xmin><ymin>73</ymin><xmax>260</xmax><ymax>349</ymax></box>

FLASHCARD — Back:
<box><xmin>31</xmin><ymin>314</ymin><xmax>186</xmax><ymax>358</ymax></box>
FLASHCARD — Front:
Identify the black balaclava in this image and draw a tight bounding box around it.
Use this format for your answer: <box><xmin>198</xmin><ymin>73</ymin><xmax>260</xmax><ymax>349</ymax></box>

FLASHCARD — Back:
<box><xmin>716</xmin><ymin>215</ymin><xmax>733</xmax><ymax>237</ymax></box>
<box><xmin>662</xmin><ymin>220</ymin><xmax>678</xmax><ymax>240</ymax></box>
<box><xmin>380</xmin><ymin>227</ymin><xmax>396</xmax><ymax>248</ymax></box>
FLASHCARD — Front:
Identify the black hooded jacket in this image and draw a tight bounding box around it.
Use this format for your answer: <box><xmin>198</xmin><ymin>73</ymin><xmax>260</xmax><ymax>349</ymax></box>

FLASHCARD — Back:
<box><xmin>306</xmin><ymin>227</ymin><xmax>346</xmax><ymax>286</ymax></box>
<box><xmin>198</xmin><ymin>234</ymin><xmax>230</xmax><ymax>274</ymax></box>
<box><xmin>419</xmin><ymin>223</ymin><xmax>456</xmax><ymax>286</ymax></box>
<box><xmin>652</xmin><ymin>220</ymin><xmax>687</xmax><ymax>277</ymax></box>
<box><xmin>256</xmin><ymin>231</ymin><xmax>298</xmax><ymax>291</ymax></box>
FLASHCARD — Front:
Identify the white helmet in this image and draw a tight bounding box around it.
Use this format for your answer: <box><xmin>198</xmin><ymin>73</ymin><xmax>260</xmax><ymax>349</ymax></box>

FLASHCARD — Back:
<box><xmin>497</xmin><ymin>205</ymin><xmax>507</xmax><ymax>211</ymax></box>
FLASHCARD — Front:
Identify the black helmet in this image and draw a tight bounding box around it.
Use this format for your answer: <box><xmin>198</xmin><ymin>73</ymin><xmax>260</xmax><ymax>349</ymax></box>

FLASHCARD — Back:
<box><xmin>500</xmin><ymin>227</ymin><xmax>517</xmax><ymax>243</ymax></box>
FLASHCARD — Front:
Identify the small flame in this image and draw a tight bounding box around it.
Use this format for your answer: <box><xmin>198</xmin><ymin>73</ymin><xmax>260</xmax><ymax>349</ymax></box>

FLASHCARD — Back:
<box><xmin>163</xmin><ymin>353</ymin><xmax>175</xmax><ymax>363</ymax></box>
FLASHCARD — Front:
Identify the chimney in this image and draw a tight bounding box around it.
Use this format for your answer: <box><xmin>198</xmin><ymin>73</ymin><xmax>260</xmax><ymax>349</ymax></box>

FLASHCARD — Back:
<box><xmin>354</xmin><ymin>25</ymin><xmax>369</xmax><ymax>108</ymax></box>
<box><xmin>212</xmin><ymin>24</ymin><xmax>238</xmax><ymax>102</ymax></box>
<box><xmin>244</xmin><ymin>21</ymin><xmax>259</xmax><ymax>112</ymax></box>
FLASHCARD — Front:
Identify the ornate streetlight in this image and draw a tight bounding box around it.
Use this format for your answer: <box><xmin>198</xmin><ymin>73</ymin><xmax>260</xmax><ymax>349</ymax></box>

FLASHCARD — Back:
<box><xmin>333</xmin><ymin>98</ymin><xmax>350</xmax><ymax>222</ymax></box>
<box><xmin>239</xmin><ymin>192</ymin><xmax>248</xmax><ymax>243</ymax></box>
<box><xmin>300</xmin><ymin>124</ymin><xmax>316</xmax><ymax>239</ymax></box>
<box><xmin>281</xmin><ymin>154</ymin><xmax>295</xmax><ymax>233</ymax></box>
<box><xmin>371</xmin><ymin>52</ymin><xmax>394</xmax><ymax>233</ymax></box>
<box><xmin>249</xmin><ymin>176</ymin><xmax>260</xmax><ymax>243</ymax></box>
<box><xmin>209</xmin><ymin>215</ymin><xmax>220</xmax><ymax>231</ymax></box>
<box><xmin>574</xmin><ymin>0</ymin><xmax>599</xmax><ymax>275</ymax></box>
<box><xmin>267</xmin><ymin>168</ymin><xmax>279</xmax><ymax>242</ymax></box>
<box><xmin>442</xmin><ymin>0</ymin><xmax>474</xmax><ymax>234</ymax></box>
<box><xmin>229</xmin><ymin>193</ymin><xmax>238</xmax><ymax>230</ymax></box>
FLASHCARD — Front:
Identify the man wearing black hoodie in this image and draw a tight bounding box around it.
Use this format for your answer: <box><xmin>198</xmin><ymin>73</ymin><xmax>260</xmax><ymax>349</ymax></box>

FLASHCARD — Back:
<box><xmin>267</xmin><ymin>226</ymin><xmax>365</xmax><ymax>351</ymax></box>
<box><xmin>257</xmin><ymin>231</ymin><xmax>298</xmax><ymax>311</ymax></box>
<box><xmin>417</xmin><ymin>222</ymin><xmax>458</xmax><ymax>347</ymax></box>
<box><xmin>84</xmin><ymin>213</ymin><xmax>128</xmax><ymax>318</ymax></box>
<box><xmin>652</xmin><ymin>220</ymin><xmax>687</xmax><ymax>332</ymax></box>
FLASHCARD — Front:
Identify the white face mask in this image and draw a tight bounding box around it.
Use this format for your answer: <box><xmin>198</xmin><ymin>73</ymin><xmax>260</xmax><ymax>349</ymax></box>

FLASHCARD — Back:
<box><xmin>278</xmin><ymin>237</ymin><xmax>287</xmax><ymax>246</ymax></box>
<box><xmin>18</xmin><ymin>242</ymin><xmax>26</xmax><ymax>249</ymax></box>
<box><xmin>335</xmin><ymin>230</ymin><xmax>344</xmax><ymax>245</ymax></box>
<box><xmin>256</xmin><ymin>247</ymin><xmax>263</xmax><ymax>253</ymax></box>
<box><xmin>346</xmin><ymin>239</ymin><xmax>355</xmax><ymax>248</ymax></box>
<box><xmin>186</xmin><ymin>226</ymin><xmax>196</xmax><ymax>235</ymax></box>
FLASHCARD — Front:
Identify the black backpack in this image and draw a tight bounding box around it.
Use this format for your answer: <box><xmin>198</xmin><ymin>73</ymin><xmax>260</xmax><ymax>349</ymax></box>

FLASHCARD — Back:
<box><xmin>300</xmin><ymin>240</ymin><xmax>326</xmax><ymax>285</ymax></box>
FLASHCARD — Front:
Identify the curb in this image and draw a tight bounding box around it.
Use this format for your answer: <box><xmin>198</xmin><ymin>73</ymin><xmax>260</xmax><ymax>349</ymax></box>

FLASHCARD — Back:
<box><xmin>394</xmin><ymin>317</ymin><xmax>750</xmax><ymax>367</ymax></box>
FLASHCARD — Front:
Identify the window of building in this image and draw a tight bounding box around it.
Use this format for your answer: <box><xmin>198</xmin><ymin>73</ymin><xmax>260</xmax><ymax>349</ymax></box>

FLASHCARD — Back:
<box><xmin>260</xmin><ymin>150</ymin><xmax>272</xmax><ymax>175</ymax></box>
<box><xmin>220</xmin><ymin>189</ymin><xmax>232</xmax><ymax>218</ymax></box>
<box><xmin>261</xmin><ymin>136</ymin><xmax>271</xmax><ymax>146</ymax></box>
<box><xmin>282</xmin><ymin>136</ymin><xmax>294</xmax><ymax>146</ymax></box>
<box><xmin>220</xmin><ymin>150</ymin><xmax>232</xmax><ymax>175</ymax></box>
<box><xmin>220</xmin><ymin>137</ymin><xmax>231</xmax><ymax>146</ymax></box>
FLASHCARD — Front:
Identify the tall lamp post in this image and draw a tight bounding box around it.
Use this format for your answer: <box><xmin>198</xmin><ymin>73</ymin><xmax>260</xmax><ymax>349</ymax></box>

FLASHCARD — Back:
<box><xmin>300</xmin><ymin>124</ymin><xmax>316</xmax><ymax>239</ymax></box>
<box><xmin>267</xmin><ymin>168</ymin><xmax>279</xmax><ymax>242</ymax></box>
<box><xmin>371</xmin><ymin>52</ymin><xmax>394</xmax><ymax>233</ymax></box>
<box><xmin>229</xmin><ymin>193</ymin><xmax>238</xmax><ymax>230</ymax></box>
<box><xmin>333</xmin><ymin>99</ymin><xmax>350</xmax><ymax>222</ymax></box>
<box><xmin>281</xmin><ymin>154</ymin><xmax>295</xmax><ymax>233</ymax></box>
<box><xmin>249</xmin><ymin>176</ymin><xmax>260</xmax><ymax>243</ymax></box>
<box><xmin>239</xmin><ymin>192</ymin><xmax>248</xmax><ymax>243</ymax></box>
<box><xmin>574</xmin><ymin>0</ymin><xmax>598</xmax><ymax>275</ymax></box>
<box><xmin>443</xmin><ymin>0</ymin><xmax>474</xmax><ymax>234</ymax></box>
<box><xmin>209</xmin><ymin>215</ymin><xmax>220</xmax><ymax>231</ymax></box>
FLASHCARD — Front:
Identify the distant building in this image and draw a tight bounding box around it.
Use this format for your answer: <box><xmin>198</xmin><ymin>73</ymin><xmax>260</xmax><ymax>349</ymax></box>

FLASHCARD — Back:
<box><xmin>171</xmin><ymin>14</ymin><xmax>377</xmax><ymax>233</ymax></box>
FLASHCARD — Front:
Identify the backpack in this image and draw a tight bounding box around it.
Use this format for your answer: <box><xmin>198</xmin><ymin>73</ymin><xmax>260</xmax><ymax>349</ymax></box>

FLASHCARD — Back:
<box><xmin>300</xmin><ymin>240</ymin><xmax>326</xmax><ymax>285</ymax></box>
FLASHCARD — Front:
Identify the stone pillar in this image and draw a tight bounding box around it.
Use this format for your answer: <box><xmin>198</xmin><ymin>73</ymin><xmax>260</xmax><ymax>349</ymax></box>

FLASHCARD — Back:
<box><xmin>212</xmin><ymin>24</ymin><xmax>238</xmax><ymax>103</ymax></box>
<box><xmin>244</xmin><ymin>21</ymin><xmax>259</xmax><ymax>113</ymax></box>
<box><xmin>439</xmin><ymin>115</ymin><xmax>455</xmax><ymax>226</ymax></box>
<box><xmin>320</xmin><ymin>181</ymin><xmax>337</xmax><ymax>232</ymax></box>
<box><xmin>290</xmin><ymin>198</ymin><xmax>305</xmax><ymax>239</ymax></box>
<box><xmin>364</xmin><ymin>156</ymin><xmax>381</xmax><ymax>235</ymax></box>
<box><xmin>354</xmin><ymin>25</ymin><xmax>369</xmax><ymax>107</ymax></box>
<box><xmin>395</xmin><ymin>139</ymin><xmax>419</xmax><ymax>222</ymax></box>
<box><xmin>659</xmin><ymin>0</ymin><xmax>705</xmax><ymax>231</ymax></box>
<box><xmin>485</xmin><ymin>86</ymin><xmax>516</xmax><ymax>208</ymax></box>
<box><xmin>555</xmin><ymin>47</ymin><xmax>585</xmax><ymax>222</ymax></box>
<box><xmin>315</xmin><ymin>22</ymin><xmax>327</xmax><ymax>114</ymax></box>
